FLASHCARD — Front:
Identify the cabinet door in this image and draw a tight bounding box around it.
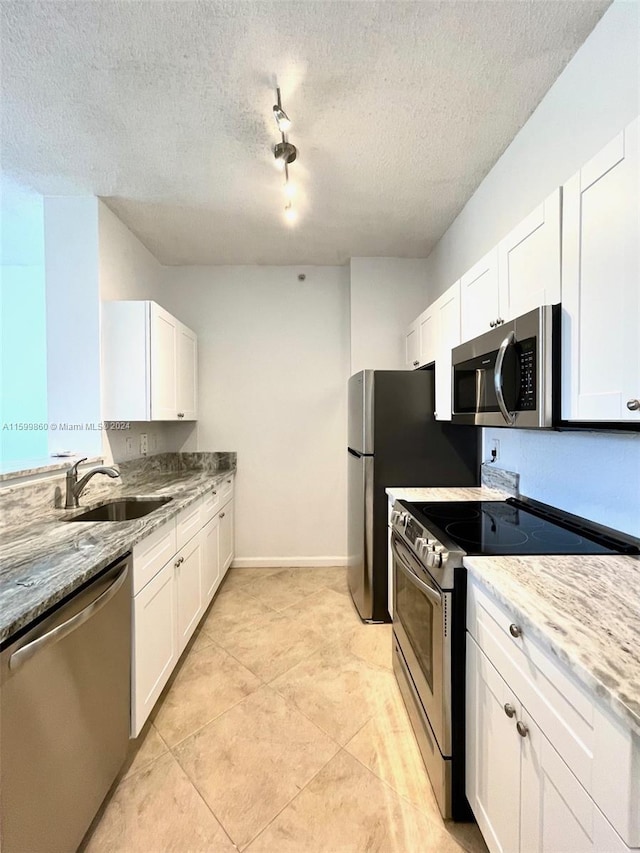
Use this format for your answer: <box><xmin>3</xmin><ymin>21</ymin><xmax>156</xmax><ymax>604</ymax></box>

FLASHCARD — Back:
<box><xmin>418</xmin><ymin>305</ymin><xmax>437</xmax><ymax>367</ymax></box>
<box><xmin>520</xmin><ymin>711</ymin><xmax>629</xmax><ymax>853</ymax></box>
<box><xmin>150</xmin><ymin>302</ymin><xmax>179</xmax><ymax>420</ymax></box>
<box><xmin>405</xmin><ymin>319</ymin><xmax>420</xmax><ymax>369</ymax></box>
<box><xmin>498</xmin><ymin>189</ymin><xmax>561</xmax><ymax>321</ymax></box>
<box><xmin>562</xmin><ymin>117</ymin><xmax>640</xmax><ymax>422</ymax></box>
<box><xmin>132</xmin><ymin>561</ymin><xmax>177</xmax><ymax>736</ymax></box>
<box><xmin>434</xmin><ymin>281</ymin><xmax>461</xmax><ymax>421</ymax></box>
<box><xmin>466</xmin><ymin>634</ymin><xmax>522</xmax><ymax>853</ymax></box>
<box><xmin>460</xmin><ymin>247</ymin><xmax>500</xmax><ymax>342</ymax></box>
<box><xmin>219</xmin><ymin>499</ymin><xmax>234</xmax><ymax>577</ymax></box>
<box><xmin>175</xmin><ymin>534</ymin><xmax>203</xmax><ymax>654</ymax></box>
<box><xmin>201</xmin><ymin>516</ymin><xmax>221</xmax><ymax>605</ymax></box>
<box><xmin>177</xmin><ymin>322</ymin><xmax>198</xmax><ymax>421</ymax></box>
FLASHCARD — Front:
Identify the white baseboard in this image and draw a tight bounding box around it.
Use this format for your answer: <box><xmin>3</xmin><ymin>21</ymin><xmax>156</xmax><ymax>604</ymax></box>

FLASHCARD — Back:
<box><xmin>231</xmin><ymin>557</ymin><xmax>348</xmax><ymax>569</ymax></box>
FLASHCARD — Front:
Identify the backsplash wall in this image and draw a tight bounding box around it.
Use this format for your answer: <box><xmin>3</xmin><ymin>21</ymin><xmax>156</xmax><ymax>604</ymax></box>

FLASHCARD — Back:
<box><xmin>483</xmin><ymin>428</ymin><xmax>640</xmax><ymax>537</ymax></box>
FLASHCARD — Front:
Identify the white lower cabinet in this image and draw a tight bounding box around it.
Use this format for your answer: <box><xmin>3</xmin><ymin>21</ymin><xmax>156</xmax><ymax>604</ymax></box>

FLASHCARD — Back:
<box><xmin>132</xmin><ymin>562</ymin><xmax>177</xmax><ymax>737</ymax></box>
<box><xmin>466</xmin><ymin>579</ymin><xmax>637</xmax><ymax>853</ymax></box>
<box><xmin>131</xmin><ymin>477</ymin><xmax>235</xmax><ymax>736</ymax></box>
<box><xmin>201</xmin><ymin>515</ymin><xmax>222</xmax><ymax>602</ymax></box>
<box><xmin>175</xmin><ymin>533</ymin><xmax>204</xmax><ymax>656</ymax></box>
<box><xmin>219</xmin><ymin>499</ymin><xmax>234</xmax><ymax>574</ymax></box>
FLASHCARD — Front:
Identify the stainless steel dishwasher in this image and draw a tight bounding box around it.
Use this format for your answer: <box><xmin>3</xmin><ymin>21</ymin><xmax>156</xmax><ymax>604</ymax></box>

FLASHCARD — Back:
<box><xmin>1</xmin><ymin>554</ymin><xmax>132</xmax><ymax>853</ymax></box>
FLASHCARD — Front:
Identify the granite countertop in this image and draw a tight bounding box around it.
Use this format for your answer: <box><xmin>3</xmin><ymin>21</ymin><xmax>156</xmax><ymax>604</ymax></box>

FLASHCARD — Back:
<box><xmin>464</xmin><ymin>554</ymin><xmax>640</xmax><ymax>737</ymax></box>
<box><xmin>386</xmin><ymin>485</ymin><xmax>508</xmax><ymax>502</ymax></box>
<box><xmin>0</xmin><ymin>466</ymin><xmax>235</xmax><ymax>646</ymax></box>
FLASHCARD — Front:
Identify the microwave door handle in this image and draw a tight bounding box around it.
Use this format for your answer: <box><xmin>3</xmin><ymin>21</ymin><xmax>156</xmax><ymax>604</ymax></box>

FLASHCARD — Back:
<box><xmin>494</xmin><ymin>331</ymin><xmax>517</xmax><ymax>426</ymax></box>
<box><xmin>391</xmin><ymin>538</ymin><xmax>442</xmax><ymax>606</ymax></box>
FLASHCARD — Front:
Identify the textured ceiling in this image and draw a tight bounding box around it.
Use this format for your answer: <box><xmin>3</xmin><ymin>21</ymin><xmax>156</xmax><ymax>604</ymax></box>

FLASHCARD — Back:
<box><xmin>1</xmin><ymin>0</ymin><xmax>610</xmax><ymax>265</ymax></box>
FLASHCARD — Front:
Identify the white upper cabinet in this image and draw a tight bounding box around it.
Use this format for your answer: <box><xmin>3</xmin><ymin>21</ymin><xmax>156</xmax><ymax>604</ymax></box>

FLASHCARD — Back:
<box><xmin>102</xmin><ymin>300</ymin><xmax>198</xmax><ymax>422</ymax></box>
<box><xmin>498</xmin><ymin>188</ymin><xmax>561</xmax><ymax>320</ymax></box>
<box><xmin>433</xmin><ymin>281</ymin><xmax>461</xmax><ymax>421</ymax></box>
<box><xmin>562</xmin><ymin>117</ymin><xmax>640</xmax><ymax>422</ymax></box>
<box><xmin>418</xmin><ymin>304</ymin><xmax>438</xmax><ymax>367</ymax></box>
<box><xmin>460</xmin><ymin>247</ymin><xmax>500</xmax><ymax>341</ymax></box>
<box><xmin>405</xmin><ymin>318</ymin><xmax>420</xmax><ymax>369</ymax></box>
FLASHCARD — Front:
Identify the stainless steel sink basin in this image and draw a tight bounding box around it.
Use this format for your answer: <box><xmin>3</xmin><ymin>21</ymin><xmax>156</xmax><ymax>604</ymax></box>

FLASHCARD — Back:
<box><xmin>64</xmin><ymin>497</ymin><xmax>172</xmax><ymax>522</ymax></box>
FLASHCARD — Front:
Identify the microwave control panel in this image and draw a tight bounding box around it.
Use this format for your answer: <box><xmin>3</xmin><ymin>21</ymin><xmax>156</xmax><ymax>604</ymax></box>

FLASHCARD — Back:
<box><xmin>517</xmin><ymin>338</ymin><xmax>537</xmax><ymax>410</ymax></box>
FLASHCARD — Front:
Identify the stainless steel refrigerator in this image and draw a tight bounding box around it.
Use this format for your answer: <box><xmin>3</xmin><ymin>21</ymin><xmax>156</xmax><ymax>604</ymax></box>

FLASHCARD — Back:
<box><xmin>347</xmin><ymin>369</ymin><xmax>479</xmax><ymax>622</ymax></box>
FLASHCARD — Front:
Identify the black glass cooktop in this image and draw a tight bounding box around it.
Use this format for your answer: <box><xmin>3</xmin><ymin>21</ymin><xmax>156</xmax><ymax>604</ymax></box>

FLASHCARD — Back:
<box><xmin>410</xmin><ymin>499</ymin><xmax>639</xmax><ymax>556</ymax></box>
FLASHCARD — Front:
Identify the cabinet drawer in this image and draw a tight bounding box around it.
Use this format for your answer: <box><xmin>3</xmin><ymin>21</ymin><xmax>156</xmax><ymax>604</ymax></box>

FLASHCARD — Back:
<box><xmin>218</xmin><ymin>474</ymin><xmax>234</xmax><ymax>506</ymax></box>
<box><xmin>467</xmin><ymin>577</ymin><xmax>640</xmax><ymax>846</ymax></box>
<box><xmin>176</xmin><ymin>498</ymin><xmax>203</xmax><ymax>550</ymax></box>
<box><xmin>132</xmin><ymin>519</ymin><xmax>177</xmax><ymax>595</ymax></box>
<box><xmin>202</xmin><ymin>488</ymin><xmax>221</xmax><ymax>525</ymax></box>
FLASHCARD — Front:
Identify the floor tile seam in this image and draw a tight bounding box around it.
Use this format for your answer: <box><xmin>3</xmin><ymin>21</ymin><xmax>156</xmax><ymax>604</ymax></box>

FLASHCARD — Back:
<box><xmin>168</xmin><ymin>749</ymin><xmax>239</xmax><ymax>852</ymax></box>
<box><xmin>274</xmin><ymin>584</ymin><xmax>347</xmax><ymax>616</ymax></box>
<box><xmin>341</xmin><ymin>742</ymin><xmax>446</xmax><ymax>828</ymax></box>
<box><xmin>240</xmin><ymin>746</ymin><xmax>349</xmax><ymax>852</ymax></box>
<box><xmin>162</xmin><ymin>680</ymin><xmax>264</xmax><ymax>751</ymax></box>
<box><xmin>238</xmin><ymin>585</ymin><xmax>334</xmax><ymax>615</ymax></box>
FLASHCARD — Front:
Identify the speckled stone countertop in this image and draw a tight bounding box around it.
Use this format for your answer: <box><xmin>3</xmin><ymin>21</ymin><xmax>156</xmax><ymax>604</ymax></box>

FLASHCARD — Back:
<box><xmin>386</xmin><ymin>485</ymin><xmax>507</xmax><ymax>502</ymax></box>
<box><xmin>464</xmin><ymin>554</ymin><xmax>640</xmax><ymax>737</ymax></box>
<box><xmin>0</xmin><ymin>466</ymin><xmax>235</xmax><ymax>646</ymax></box>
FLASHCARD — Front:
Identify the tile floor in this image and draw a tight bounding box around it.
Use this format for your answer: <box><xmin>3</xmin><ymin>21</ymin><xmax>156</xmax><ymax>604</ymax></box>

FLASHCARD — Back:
<box><xmin>83</xmin><ymin>567</ymin><xmax>487</xmax><ymax>853</ymax></box>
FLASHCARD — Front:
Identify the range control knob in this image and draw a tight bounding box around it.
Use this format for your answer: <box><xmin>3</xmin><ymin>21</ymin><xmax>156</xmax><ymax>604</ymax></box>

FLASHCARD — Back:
<box><xmin>399</xmin><ymin>512</ymin><xmax>409</xmax><ymax>527</ymax></box>
<box><xmin>415</xmin><ymin>537</ymin><xmax>428</xmax><ymax>555</ymax></box>
<box><xmin>390</xmin><ymin>510</ymin><xmax>401</xmax><ymax>524</ymax></box>
<box><xmin>426</xmin><ymin>550</ymin><xmax>444</xmax><ymax>569</ymax></box>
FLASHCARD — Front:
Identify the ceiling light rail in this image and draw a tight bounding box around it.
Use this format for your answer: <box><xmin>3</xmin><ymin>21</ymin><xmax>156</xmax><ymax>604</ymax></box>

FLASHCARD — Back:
<box><xmin>272</xmin><ymin>87</ymin><xmax>299</xmax><ymax>225</ymax></box>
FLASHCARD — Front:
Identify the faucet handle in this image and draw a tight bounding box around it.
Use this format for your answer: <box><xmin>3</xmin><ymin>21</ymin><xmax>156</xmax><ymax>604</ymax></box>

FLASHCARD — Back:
<box><xmin>68</xmin><ymin>457</ymin><xmax>88</xmax><ymax>476</ymax></box>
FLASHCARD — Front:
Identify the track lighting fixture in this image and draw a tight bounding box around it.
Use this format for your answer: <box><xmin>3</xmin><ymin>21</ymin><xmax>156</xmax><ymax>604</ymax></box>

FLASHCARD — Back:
<box><xmin>271</xmin><ymin>86</ymin><xmax>300</xmax><ymax>225</ymax></box>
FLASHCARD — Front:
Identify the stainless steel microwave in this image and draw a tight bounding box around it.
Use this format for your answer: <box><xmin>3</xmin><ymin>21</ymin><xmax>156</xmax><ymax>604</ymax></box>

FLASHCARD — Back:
<box><xmin>451</xmin><ymin>305</ymin><xmax>558</xmax><ymax>428</ymax></box>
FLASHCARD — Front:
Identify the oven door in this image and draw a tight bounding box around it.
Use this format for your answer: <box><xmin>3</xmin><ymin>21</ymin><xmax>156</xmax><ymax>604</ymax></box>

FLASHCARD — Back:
<box><xmin>391</xmin><ymin>532</ymin><xmax>451</xmax><ymax>755</ymax></box>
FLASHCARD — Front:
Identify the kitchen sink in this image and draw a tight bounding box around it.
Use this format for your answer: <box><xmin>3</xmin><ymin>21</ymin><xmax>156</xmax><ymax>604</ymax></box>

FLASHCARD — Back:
<box><xmin>64</xmin><ymin>497</ymin><xmax>172</xmax><ymax>522</ymax></box>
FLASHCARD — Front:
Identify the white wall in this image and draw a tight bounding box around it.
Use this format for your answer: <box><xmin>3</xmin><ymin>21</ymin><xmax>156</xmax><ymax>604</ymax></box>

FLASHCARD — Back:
<box><xmin>425</xmin><ymin>0</ymin><xmax>640</xmax><ymax>537</ymax></box>
<box><xmin>484</xmin><ymin>429</ymin><xmax>640</xmax><ymax>537</ymax></box>
<box><xmin>349</xmin><ymin>257</ymin><xmax>427</xmax><ymax>374</ymax></box>
<box><xmin>97</xmin><ymin>201</ymin><xmax>188</xmax><ymax>462</ymax></box>
<box><xmin>44</xmin><ymin>197</ymin><xmax>102</xmax><ymax>456</ymax></box>
<box><xmin>424</xmin><ymin>0</ymin><xmax>640</xmax><ymax>302</ymax></box>
<box><xmin>157</xmin><ymin>265</ymin><xmax>350</xmax><ymax>566</ymax></box>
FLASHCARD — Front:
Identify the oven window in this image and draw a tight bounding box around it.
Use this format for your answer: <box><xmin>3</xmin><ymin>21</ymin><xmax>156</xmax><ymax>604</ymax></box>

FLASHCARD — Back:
<box><xmin>395</xmin><ymin>560</ymin><xmax>434</xmax><ymax>692</ymax></box>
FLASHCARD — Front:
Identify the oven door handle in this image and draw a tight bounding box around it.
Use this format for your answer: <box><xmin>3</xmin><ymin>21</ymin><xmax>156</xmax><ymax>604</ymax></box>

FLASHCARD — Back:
<box><xmin>494</xmin><ymin>331</ymin><xmax>516</xmax><ymax>426</ymax></box>
<box><xmin>392</xmin><ymin>538</ymin><xmax>442</xmax><ymax>606</ymax></box>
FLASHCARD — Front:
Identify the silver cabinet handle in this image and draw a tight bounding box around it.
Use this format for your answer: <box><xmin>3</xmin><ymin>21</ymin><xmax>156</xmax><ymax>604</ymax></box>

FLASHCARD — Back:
<box><xmin>490</xmin><ymin>320</ymin><xmax>496</xmax><ymax>328</ymax></box>
<box><xmin>219</xmin><ymin>512</ymin><xmax>225</xmax><ymax>519</ymax></box>
<box><xmin>177</xmin><ymin>412</ymin><xmax>185</xmax><ymax>418</ymax></box>
<box><xmin>494</xmin><ymin>331</ymin><xmax>516</xmax><ymax>426</ymax></box>
<box><xmin>227</xmin><ymin>479</ymin><xmax>232</xmax><ymax>484</ymax></box>
<box><xmin>174</xmin><ymin>557</ymin><xmax>184</xmax><ymax>568</ymax></box>
<box><xmin>516</xmin><ymin>721</ymin><xmax>529</xmax><ymax>738</ymax></box>
<box><xmin>504</xmin><ymin>703</ymin><xmax>516</xmax><ymax>718</ymax></box>
<box><xmin>627</xmin><ymin>399</ymin><xmax>640</xmax><ymax>411</ymax></box>
<box><xmin>212</xmin><ymin>490</ymin><xmax>217</xmax><ymax>495</ymax></box>
<box><xmin>413</xmin><ymin>360</ymin><xmax>419</xmax><ymax>367</ymax></box>
<box><xmin>509</xmin><ymin>623</ymin><xmax>522</xmax><ymax>638</ymax></box>
<box><xmin>9</xmin><ymin>565</ymin><xmax>129</xmax><ymax>671</ymax></box>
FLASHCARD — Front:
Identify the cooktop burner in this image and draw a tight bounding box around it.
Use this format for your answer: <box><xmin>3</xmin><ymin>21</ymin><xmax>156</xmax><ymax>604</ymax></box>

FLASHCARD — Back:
<box><xmin>410</xmin><ymin>499</ymin><xmax>638</xmax><ymax>556</ymax></box>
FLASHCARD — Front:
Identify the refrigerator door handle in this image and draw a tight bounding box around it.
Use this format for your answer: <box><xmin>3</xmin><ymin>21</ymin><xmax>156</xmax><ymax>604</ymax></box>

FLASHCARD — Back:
<box><xmin>348</xmin><ymin>447</ymin><xmax>363</xmax><ymax>458</ymax></box>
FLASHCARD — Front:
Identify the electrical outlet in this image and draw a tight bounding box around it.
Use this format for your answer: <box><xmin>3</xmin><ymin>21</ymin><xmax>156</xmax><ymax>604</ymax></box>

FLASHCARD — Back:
<box><xmin>140</xmin><ymin>433</ymin><xmax>148</xmax><ymax>456</ymax></box>
<box><xmin>125</xmin><ymin>436</ymin><xmax>134</xmax><ymax>457</ymax></box>
<box><xmin>490</xmin><ymin>439</ymin><xmax>500</xmax><ymax>462</ymax></box>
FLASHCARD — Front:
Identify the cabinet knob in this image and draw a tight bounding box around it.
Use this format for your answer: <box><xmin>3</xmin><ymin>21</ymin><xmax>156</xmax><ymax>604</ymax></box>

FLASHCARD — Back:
<box><xmin>626</xmin><ymin>399</ymin><xmax>640</xmax><ymax>411</ymax></box>
<box><xmin>174</xmin><ymin>557</ymin><xmax>184</xmax><ymax>568</ymax></box>
<box><xmin>219</xmin><ymin>512</ymin><xmax>225</xmax><ymax>519</ymax></box>
<box><xmin>509</xmin><ymin>623</ymin><xmax>522</xmax><ymax>638</ymax></box>
<box><xmin>503</xmin><ymin>703</ymin><xmax>516</xmax><ymax>719</ymax></box>
<box><xmin>490</xmin><ymin>320</ymin><xmax>496</xmax><ymax>328</ymax></box>
<box><xmin>516</xmin><ymin>721</ymin><xmax>529</xmax><ymax>738</ymax></box>
<box><xmin>413</xmin><ymin>360</ymin><xmax>419</xmax><ymax>367</ymax></box>
<box><xmin>227</xmin><ymin>479</ymin><xmax>232</xmax><ymax>484</ymax></box>
<box><xmin>497</xmin><ymin>318</ymin><xmax>504</xmax><ymax>325</ymax></box>
<box><xmin>212</xmin><ymin>490</ymin><xmax>217</xmax><ymax>495</ymax></box>
<box><xmin>177</xmin><ymin>412</ymin><xmax>185</xmax><ymax>418</ymax></box>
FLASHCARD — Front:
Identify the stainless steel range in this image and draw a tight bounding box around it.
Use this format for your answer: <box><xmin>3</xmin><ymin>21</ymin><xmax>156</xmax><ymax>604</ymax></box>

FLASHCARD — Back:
<box><xmin>390</xmin><ymin>496</ymin><xmax>639</xmax><ymax>821</ymax></box>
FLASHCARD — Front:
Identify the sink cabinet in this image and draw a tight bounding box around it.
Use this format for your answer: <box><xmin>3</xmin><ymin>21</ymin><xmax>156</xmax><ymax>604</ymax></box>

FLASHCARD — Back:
<box><xmin>102</xmin><ymin>300</ymin><xmax>198</xmax><ymax>422</ymax></box>
<box><xmin>130</xmin><ymin>476</ymin><xmax>235</xmax><ymax>736</ymax></box>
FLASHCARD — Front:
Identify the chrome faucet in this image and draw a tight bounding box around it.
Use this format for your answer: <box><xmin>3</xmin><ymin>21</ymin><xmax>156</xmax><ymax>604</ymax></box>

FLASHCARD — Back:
<box><xmin>65</xmin><ymin>457</ymin><xmax>120</xmax><ymax>508</ymax></box>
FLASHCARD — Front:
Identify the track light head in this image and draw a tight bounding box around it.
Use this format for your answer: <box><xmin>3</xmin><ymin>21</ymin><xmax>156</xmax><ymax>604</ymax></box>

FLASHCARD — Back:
<box><xmin>273</xmin><ymin>105</ymin><xmax>292</xmax><ymax>133</ymax></box>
